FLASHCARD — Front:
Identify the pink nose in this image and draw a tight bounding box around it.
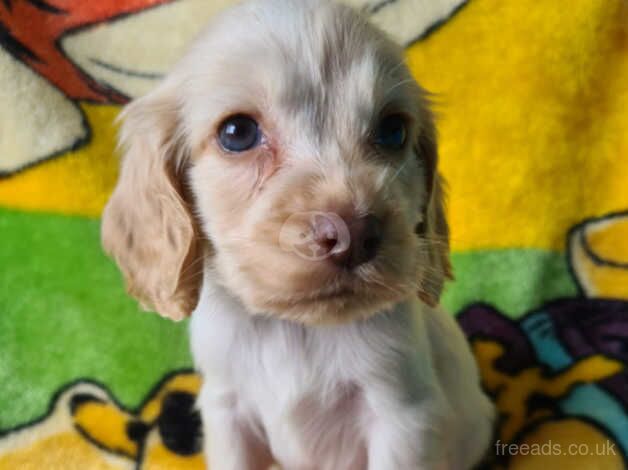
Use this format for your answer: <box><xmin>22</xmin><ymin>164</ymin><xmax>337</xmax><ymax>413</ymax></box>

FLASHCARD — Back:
<box><xmin>312</xmin><ymin>213</ymin><xmax>383</xmax><ymax>268</ymax></box>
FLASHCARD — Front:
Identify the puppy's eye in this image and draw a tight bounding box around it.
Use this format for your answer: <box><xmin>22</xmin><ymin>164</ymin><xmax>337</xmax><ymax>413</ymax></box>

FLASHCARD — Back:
<box><xmin>374</xmin><ymin>114</ymin><xmax>407</xmax><ymax>150</ymax></box>
<box><xmin>218</xmin><ymin>115</ymin><xmax>260</xmax><ymax>152</ymax></box>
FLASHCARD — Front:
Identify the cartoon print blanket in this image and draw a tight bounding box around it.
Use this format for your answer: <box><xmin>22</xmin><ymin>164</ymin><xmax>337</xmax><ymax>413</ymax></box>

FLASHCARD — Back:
<box><xmin>1</xmin><ymin>1</ymin><xmax>627</xmax><ymax>468</ymax></box>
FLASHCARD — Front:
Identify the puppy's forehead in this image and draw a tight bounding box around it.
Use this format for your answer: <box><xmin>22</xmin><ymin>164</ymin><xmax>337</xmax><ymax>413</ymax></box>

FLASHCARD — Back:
<box><xmin>185</xmin><ymin>0</ymin><xmax>411</xmax><ymax>143</ymax></box>
<box><xmin>277</xmin><ymin>12</ymin><xmax>401</xmax><ymax>142</ymax></box>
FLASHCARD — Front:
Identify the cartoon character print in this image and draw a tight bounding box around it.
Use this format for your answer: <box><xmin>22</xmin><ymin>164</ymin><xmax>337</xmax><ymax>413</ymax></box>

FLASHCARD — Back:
<box><xmin>0</xmin><ymin>0</ymin><xmax>467</xmax><ymax>176</ymax></box>
<box><xmin>0</xmin><ymin>0</ymin><xmax>467</xmax><ymax>102</ymax></box>
<box><xmin>455</xmin><ymin>211</ymin><xmax>628</xmax><ymax>468</ymax></box>
<box><xmin>0</xmin><ymin>371</ymin><xmax>204</xmax><ymax>470</ymax></box>
<box><xmin>0</xmin><ymin>0</ymin><xmax>176</xmax><ymax>175</ymax></box>
<box><xmin>0</xmin><ymin>0</ymin><xmax>171</xmax><ymax>102</ymax></box>
<box><xmin>569</xmin><ymin>210</ymin><xmax>628</xmax><ymax>300</ymax></box>
<box><xmin>2</xmin><ymin>212</ymin><xmax>628</xmax><ymax>468</ymax></box>
<box><xmin>460</xmin><ymin>301</ymin><xmax>628</xmax><ymax>469</ymax></box>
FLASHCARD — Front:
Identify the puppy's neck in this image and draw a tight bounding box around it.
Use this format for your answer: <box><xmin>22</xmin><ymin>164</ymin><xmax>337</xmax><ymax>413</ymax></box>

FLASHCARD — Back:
<box><xmin>190</xmin><ymin>275</ymin><xmax>426</xmax><ymax>395</ymax></box>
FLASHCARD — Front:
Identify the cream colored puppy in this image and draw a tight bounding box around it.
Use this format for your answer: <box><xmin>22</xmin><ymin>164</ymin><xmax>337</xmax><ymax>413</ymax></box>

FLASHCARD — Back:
<box><xmin>102</xmin><ymin>0</ymin><xmax>494</xmax><ymax>468</ymax></box>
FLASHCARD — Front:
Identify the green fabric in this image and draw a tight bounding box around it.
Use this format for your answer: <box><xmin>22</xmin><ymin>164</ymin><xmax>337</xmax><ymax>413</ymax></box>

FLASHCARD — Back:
<box><xmin>0</xmin><ymin>207</ymin><xmax>576</xmax><ymax>428</ymax></box>
<box><xmin>442</xmin><ymin>249</ymin><xmax>578</xmax><ymax>317</ymax></box>
<box><xmin>0</xmin><ymin>208</ymin><xmax>191</xmax><ymax>429</ymax></box>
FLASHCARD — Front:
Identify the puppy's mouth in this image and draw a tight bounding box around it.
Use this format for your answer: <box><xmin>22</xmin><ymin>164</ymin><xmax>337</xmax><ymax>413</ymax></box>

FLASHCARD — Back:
<box><xmin>306</xmin><ymin>287</ymin><xmax>354</xmax><ymax>302</ymax></box>
<box><xmin>255</xmin><ymin>261</ymin><xmax>416</xmax><ymax>324</ymax></box>
<box><xmin>306</xmin><ymin>277</ymin><xmax>386</xmax><ymax>301</ymax></box>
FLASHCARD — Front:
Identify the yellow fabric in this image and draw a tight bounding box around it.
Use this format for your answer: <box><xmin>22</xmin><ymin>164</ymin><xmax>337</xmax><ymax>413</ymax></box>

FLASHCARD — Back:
<box><xmin>407</xmin><ymin>0</ymin><xmax>628</xmax><ymax>251</ymax></box>
<box><xmin>588</xmin><ymin>218</ymin><xmax>628</xmax><ymax>264</ymax></box>
<box><xmin>0</xmin><ymin>103</ymin><xmax>120</xmax><ymax>217</ymax></box>
<box><xmin>73</xmin><ymin>401</ymin><xmax>138</xmax><ymax>458</ymax></box>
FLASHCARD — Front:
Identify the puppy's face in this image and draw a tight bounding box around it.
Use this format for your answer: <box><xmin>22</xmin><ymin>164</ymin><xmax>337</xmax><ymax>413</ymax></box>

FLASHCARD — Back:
<box><xmin>102</xmin><ymin>0</ymin><xmax>450</xmax><ymax>324</ymax></box>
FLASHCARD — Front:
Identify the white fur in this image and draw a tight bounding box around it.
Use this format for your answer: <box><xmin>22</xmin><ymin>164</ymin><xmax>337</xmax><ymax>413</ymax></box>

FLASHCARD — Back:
<box><xmin>191</xmin><ymin>272</ymin><xmax>494</xmax><ymax>469</ymax></box>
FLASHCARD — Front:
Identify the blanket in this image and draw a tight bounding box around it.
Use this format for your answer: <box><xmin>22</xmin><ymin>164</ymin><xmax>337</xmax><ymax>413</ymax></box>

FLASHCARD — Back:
<box><xmin>1</xmin><ymin>0</ymin><xmax>627</xmax><ymax>468</ymax></box>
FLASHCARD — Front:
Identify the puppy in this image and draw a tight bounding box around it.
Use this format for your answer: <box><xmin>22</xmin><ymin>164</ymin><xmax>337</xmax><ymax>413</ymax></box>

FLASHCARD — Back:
<box><xmin>102</xmin><ymin>0</ymin><xmax>495</xmax><ymax>468</ymax></box>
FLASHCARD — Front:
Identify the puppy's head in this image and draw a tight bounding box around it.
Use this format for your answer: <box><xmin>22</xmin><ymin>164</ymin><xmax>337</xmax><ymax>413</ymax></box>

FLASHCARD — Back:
<box><xmin>102</xmin><ymin>0</ymin><xmax>451</xmax><ymax>324</ymax></box>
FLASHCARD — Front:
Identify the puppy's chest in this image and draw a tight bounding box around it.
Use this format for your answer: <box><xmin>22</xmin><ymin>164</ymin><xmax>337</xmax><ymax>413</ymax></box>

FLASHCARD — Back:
<box><xmin>228</xmin><ymin>320</ymin><xmax>367</xmax><ymax>411</ymax></box>
<box><xmin>237</xmin><ymin>325</ymin><xmax>369</xmax><ymax>468</ymax></box>
<box><xmin>191</xmin><ymin>300</ymin><xmax>417</xmax><ymax>467</ymax></box>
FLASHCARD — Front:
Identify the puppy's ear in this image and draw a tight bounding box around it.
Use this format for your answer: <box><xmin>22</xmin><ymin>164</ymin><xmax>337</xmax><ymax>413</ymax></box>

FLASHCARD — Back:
<box><xmin>102</xmin><ymin>88</ymin><xmax>201</xmax><ymax>321</ymax></box>
<box><xmin>415</xmin><ymin>114</ymin><xmax>453</xmax><ymax>307</ymax></box>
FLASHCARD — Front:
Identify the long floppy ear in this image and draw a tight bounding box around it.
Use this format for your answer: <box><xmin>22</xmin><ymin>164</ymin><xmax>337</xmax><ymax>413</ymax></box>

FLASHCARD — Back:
<box><xmin>101</xmin><ymin>89</ymin><xmax>201</xmax><ymax>321</ymax></box>
<box><xmin>415</xmin><ymin>113</ymin><xmax>453</xmax><ymax>307</ymax></box>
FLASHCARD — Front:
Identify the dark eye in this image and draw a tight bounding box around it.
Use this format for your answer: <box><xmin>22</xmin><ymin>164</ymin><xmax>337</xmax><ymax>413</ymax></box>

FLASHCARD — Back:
<box><xmin>374</xmin><ymin>114</ymin><xmax>407</xmax><ymax>150</ymax></box>
<box><xmin>218</xmin><ymin>115</ymin><xmax>260</xmax><ymax>152</ymax></box>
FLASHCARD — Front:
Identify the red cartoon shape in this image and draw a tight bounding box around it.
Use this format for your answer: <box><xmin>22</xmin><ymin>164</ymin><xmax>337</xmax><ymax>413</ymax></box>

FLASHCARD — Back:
<box><xmin>0</xmin><ymin>0</ymin><xmax>173</xmax><ymax>103</ymax></box>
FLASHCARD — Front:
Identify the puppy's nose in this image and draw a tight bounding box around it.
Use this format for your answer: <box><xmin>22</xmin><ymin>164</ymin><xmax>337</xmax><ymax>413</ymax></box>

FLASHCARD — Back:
<box><xmin>312</xmin><ymin>214</ymin><xmax>382</xmax><ymax>268</ymax></box>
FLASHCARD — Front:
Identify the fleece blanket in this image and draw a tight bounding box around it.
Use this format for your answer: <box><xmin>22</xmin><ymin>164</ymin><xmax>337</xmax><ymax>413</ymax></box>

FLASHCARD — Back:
<box><xmin>1</xmin><ymin>0</ymin><xmax>627</xmax><ymax>468</ymax></box>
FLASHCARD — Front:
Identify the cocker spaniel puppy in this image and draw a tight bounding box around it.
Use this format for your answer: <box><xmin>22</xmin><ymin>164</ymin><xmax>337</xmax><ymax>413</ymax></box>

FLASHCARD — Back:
<box><xmin>102</xmin><ymin>0</ymin><xmax>495</xmax><ymax>468</ymax></box>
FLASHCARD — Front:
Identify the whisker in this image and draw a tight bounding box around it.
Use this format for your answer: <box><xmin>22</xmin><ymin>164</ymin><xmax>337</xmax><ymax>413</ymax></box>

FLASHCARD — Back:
<box><xmin>383</xmin><ymin>78</ymin><xmax>415</xmax><ymax>96</ymax></box>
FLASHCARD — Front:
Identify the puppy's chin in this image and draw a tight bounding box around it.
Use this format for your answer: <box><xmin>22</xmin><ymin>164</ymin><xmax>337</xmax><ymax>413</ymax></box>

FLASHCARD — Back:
<box><xmin>253</xmin><ymin>286</ymin><xmax>413</xmax><ymax>325</ymax></box>
<box><xmin>214</xmin><ymin>250</ymin><xmax>418</xmax><ymax>325</ymax></box>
